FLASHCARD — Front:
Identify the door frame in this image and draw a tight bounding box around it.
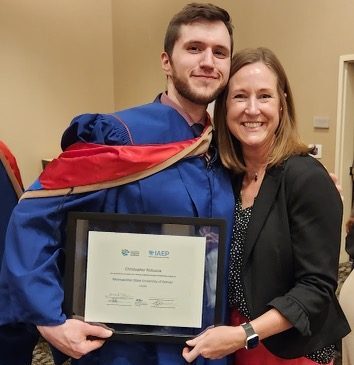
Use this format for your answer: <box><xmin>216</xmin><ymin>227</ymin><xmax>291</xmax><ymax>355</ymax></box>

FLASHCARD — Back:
<box><xmin>335</xmin><ymin>54</ymin><xmax>354</xmax><ymax>262</ymax></box>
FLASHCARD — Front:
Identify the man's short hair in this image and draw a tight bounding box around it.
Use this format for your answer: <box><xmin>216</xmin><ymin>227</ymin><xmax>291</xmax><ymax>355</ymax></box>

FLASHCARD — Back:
<box><xmin>164</xmin><ymin>3</ymin><xmax>233</xmax><ymax>57</ymax></box>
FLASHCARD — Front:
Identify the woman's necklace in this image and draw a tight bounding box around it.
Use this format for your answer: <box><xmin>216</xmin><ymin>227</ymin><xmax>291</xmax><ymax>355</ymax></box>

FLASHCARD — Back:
<box><xmin>241</xmin><ymin>169</ymin><xmax>265</xmax><ymax>208</ymax></box>
<box><xmin>246</xmin><ymin>167</ymin><xmax>266</xmax><ymax>184</ymax></box>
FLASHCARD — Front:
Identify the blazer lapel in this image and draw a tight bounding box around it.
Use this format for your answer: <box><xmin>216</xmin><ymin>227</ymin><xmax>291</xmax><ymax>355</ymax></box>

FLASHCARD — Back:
<box><xmin>243</xmin><ymin>165</ymin><xmax>284</xmax><ymax>263</ymax></box>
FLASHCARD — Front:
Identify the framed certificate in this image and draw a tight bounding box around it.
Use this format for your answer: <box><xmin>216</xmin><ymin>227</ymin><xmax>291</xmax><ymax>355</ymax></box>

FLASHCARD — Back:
<box><xmin>64</xmin><ymin>212</ymin><xmax>226</xmax><ymax>343</ymax></box>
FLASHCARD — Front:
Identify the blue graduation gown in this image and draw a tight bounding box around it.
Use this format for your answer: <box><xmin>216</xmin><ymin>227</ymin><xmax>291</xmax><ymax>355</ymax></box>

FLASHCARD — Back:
<box><xmin>0</xmin><ymin>100</ymin><xmax>234</xmax><ymax>365</ymax></box>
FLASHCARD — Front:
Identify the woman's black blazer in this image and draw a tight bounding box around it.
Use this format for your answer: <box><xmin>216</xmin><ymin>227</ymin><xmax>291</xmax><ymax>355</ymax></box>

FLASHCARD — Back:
<box><xmin>232</xmin><ymin>155</ymin><xmax>350</xmax><ymax>358</ymax></box>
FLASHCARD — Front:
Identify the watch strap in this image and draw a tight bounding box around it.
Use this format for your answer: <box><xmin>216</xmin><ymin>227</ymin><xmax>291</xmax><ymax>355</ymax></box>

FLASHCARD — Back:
<box><xmin>241</xmin><ymin>322</ymin><xmax>259</xmax><ymax>350</ymax></box>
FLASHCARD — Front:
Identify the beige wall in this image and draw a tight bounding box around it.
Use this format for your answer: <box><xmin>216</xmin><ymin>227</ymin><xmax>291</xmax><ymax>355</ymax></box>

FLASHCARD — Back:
<box><xmin>2</xmin><ymin>1</ymin><xmax>354</xmax><ymax>258</ymax></box>
<box><xmin>231</xmin><ymin>0</ymin><xmax>354</xmax><ymax>172</ymax></box>
<box><xmin>112</xmin><ymin>0</ymin><xmax>354</xmax><ymax>173</ymax></box>
<box><xmin>3</xmin><ymin>1</ymin><xmax>353</xmax><ymax>185</ymax></box>
<box><xmin>0</xmin><ymin>0</ymin><xmax>114</xmax><ymax>187</ymax></box>
<box><xmin>111</xmin><ymin>0</ymin><xmax>354</xmax><ymax>263</ymax></box>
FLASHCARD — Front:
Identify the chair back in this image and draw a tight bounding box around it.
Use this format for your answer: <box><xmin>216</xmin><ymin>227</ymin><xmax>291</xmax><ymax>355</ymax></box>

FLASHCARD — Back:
<box><xmin>0</xmin><ymin>142</ymin><xmax>23</xmax><ymax>263</ymax></box>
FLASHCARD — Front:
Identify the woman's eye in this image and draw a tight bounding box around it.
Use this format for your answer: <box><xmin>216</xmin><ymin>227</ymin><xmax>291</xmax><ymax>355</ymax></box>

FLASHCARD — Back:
<box><xmin>258</xmin><ymin>94</ymin><xmax>273</xmax><ymax>102</ymax></box>
<box><xmin>233</xmin><ymin>94</ymin><xmax>246</xmax><ymax>100</ymax></box>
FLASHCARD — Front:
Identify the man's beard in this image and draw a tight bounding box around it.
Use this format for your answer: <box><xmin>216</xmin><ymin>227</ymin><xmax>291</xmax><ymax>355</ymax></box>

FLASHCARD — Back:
<box><xmin>171</xmin><ymin>72</ymin><xmax>225</xmax><ymax>106</ymax></box>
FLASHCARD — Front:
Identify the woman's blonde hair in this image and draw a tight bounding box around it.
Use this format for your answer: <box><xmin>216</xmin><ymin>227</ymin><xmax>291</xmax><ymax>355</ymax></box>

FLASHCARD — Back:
<box><xmin>214</xmin><ymin>47</ymin><xmax>310</xmax><ymax>173</ymax></box>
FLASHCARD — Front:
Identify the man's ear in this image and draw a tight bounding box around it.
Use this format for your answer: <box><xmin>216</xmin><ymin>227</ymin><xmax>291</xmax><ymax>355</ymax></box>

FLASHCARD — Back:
<box><xmin>161</xmin><ymin>52</ymin><xmax>172</xmax><ymax>76</ymax></box>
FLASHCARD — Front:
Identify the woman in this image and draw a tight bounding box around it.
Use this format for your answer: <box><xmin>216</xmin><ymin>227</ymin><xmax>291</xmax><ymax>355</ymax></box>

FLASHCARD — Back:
<box><xmin>344</xmin><ymin>208</ymin><xmax>354</xmax><ymax>265</ymax></box>
<box><xmin>339</xmin><ymin>211</ymin><xmax>354</xmax><ymax>365</ymax></box>
<box><xmin>340</xmin><ymin>269</ymin><xmax>354</xmax><ymax>365</ymax></box>
<box><xmin>182</xmin><ymin>47</ymin><xmax>350</xmax><ymax>365</ymax></box>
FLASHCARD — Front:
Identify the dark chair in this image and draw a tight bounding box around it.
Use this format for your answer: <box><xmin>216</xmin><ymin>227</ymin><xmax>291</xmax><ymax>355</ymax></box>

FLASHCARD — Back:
<box><xmin>0</xmin><ymin>142</ymin><xmax>23</xmax><ymax>263</ymax></box>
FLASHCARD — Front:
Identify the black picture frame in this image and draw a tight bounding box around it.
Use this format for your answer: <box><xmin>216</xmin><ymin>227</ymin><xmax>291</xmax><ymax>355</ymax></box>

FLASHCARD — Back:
<box><xmin>63</xmin><ymin>212</ymin><xmax>226</xmax><ymax>344</ymax></box>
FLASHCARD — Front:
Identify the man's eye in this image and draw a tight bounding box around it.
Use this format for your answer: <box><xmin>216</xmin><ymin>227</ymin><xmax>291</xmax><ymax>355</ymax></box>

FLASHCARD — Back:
<box><xmin>188</xmin><ymin>46</ymin><xmax>201</xmax><ymax>53</ymax></box>
<box><xmin>214</xmin><ymin>50</ymin><xmax>226</xmax><ymax>58</ymax></box>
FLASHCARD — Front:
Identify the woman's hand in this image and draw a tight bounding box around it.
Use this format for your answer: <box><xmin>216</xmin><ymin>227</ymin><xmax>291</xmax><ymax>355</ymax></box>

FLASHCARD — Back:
<box><xmin>182</xmin><ymin>325</ymin><xmax>245</xmax><ymax>363</ymax></box>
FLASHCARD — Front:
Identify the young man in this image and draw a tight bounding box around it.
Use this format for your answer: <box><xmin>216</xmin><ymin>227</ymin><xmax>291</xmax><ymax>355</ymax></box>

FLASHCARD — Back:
<box><xmin>0</xmin><ymin>4</ymin><xmax>235</xmax><ymax>365</ymax></box>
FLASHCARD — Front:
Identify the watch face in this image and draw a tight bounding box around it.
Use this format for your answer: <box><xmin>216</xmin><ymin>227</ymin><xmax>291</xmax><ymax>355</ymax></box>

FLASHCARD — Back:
<box><xmin>246</xmin><ymin>334</ymin><xmax>259</xmax><ymax>350</ymax></box>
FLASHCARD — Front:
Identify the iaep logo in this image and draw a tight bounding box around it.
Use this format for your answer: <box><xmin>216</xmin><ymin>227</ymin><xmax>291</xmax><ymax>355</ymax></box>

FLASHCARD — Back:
<box><xmin>148</xmin><ymin>250</ymin><xmax>170</xmax><ymax>258</ymax></box>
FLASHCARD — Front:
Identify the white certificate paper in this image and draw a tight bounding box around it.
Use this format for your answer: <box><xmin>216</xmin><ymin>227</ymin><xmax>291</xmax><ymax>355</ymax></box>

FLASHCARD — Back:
<box><xmin>84</xmin><ymin>231</ymin><xmax>206</xmax><ymax>328</ymax></box>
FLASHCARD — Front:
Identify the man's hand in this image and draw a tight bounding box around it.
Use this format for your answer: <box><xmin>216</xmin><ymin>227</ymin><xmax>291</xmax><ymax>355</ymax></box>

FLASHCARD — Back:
<box><xmin>37</xmin><ymin>319</ymin><xmax>113</xmax><ymax>359</ymax></box>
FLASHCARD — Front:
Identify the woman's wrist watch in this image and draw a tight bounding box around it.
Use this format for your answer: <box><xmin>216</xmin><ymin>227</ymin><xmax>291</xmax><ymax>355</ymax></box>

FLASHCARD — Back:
<box><xmin>241</xmin><ymin>322</ymin><xmax>259</xmax><ymax>350</ymax></box>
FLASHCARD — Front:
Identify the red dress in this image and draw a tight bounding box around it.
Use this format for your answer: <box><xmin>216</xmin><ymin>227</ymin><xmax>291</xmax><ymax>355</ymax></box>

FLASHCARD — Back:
<box><xmin>230</xmin><ymin>309</ymin><xmax>333</xmax><ymax>365</ymax></box>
